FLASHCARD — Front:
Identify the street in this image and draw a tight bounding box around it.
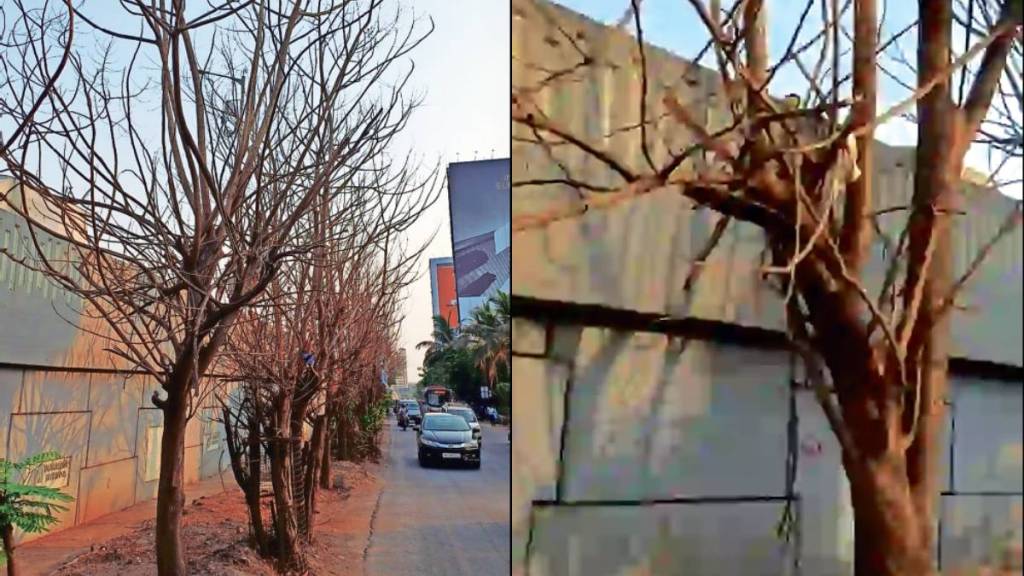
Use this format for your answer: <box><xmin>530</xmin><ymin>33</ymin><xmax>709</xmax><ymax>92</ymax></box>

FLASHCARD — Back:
<box><xmin>365</xmin><ymin>418</ymin><xmax>511</xmax><ymax>575</ymax></box>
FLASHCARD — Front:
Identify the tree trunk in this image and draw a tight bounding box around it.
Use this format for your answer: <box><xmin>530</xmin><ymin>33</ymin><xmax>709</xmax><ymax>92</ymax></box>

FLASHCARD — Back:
<box><xmin>155</xmin><ymin>393</ymin><xmax>188</xmax><ymax>576</ymax></box>
<box><xmin>3</xmin><ymin>524</ymin><xmax>17</xmax><ymax>576</ymax></box>
<box><xmin>246</xmin><ymin>404</ymin><xmax>268</xmax><ymax>555</ymax></box>
<box><xmin>269</xmin><ymin>433</ymin><xmax>303</xmax><ymax>572</ymax></box>
<box><xmin>319</xmin><ymin>420</ymin><xmax>333</xmax><ymax>489</ymax></box>
<box><xmin>847</xmin><ymin>455</ymin><xmax>934</xmax><ymax>576</ymax></box>
<box><xmin>907</xmin><ymin>0</ymin><xmax>958</xmax><ymax>559</ymax></box>
<box><xmin>305</xmin><ymin>415</ymin><xmax>327</xmax><ymax>529</ymax></box>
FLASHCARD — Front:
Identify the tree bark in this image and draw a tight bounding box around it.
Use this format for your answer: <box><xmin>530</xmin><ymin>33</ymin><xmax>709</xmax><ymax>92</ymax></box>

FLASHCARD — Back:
<box><xmin>155</xmin><ymin>390</ymin><xmax>188</xmax><ymax>576</ymax></box>
<box><xmin>319</xmin><ymin>420</ymin><xmax>333</xmax><ymax>489</ymax></box>
<box><xmin>304</xmin><ymin>415</ymin><xmax>327</xmax><ymax>533</ymax></box>
<box><xmin>3</xmin><ymin>524</ymin><xmax>17</xmax><ymax>576</ymax></box>
<box><xmin>269</xmin><ymin>394</ymin><xmax>304</xmax><ymax>573</ymax></box>
<box><xmin>847</xmin><ymin>455</ymin><xmax>933</xmax><ymax>576</ymax></box>
<box><xmin>907</xmin><ymin>0</ymin><xmax>958</xmax><ymax>559</ymax></box>
<box><xmin>246</xmin><ymin>401</ymin><xmax>268</xmax><ymax>555</ymax></box>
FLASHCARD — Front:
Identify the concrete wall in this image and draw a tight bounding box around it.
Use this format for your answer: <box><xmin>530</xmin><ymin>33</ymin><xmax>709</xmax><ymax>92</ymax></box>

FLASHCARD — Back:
<box><xmin>0</xmin><ymin>366</ymin><xmax>229</xmax><ymax>544</ymax></box>
<box><xmin>511</xmin><ymin>318</ymin><xmax>1023</xmax><ymax>575</ymax></box>
<box><xmin>1</xmin><ymin>182</ymin><xmax>229</xmax><ymax>542</ymax></box>
<box><xmin>511</xmin><ymin>0</ymin><xmax>1023</xmax><ymax>368</ymax></box>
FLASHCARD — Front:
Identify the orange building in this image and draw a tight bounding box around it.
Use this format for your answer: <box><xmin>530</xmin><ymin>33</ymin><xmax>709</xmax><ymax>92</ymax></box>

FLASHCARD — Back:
<box><xmin>429</xmin><ymin>257</ymin><xmax>459</xmax><ymax>328</ymax></box>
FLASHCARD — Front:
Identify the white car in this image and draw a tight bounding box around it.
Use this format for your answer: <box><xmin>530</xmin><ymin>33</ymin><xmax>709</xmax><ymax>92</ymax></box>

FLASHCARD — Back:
<box><xmin>445</xmin><ymin>405</ymin><xmax>482</xmax><ymax>446</ymax></box>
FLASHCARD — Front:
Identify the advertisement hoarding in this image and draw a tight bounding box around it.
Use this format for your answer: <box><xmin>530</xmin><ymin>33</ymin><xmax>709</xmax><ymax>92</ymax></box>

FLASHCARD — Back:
<box><xmin>428</xmin><ymin>257</ymin><xmax>459</xmax><ymax>328</ymax></box>
<box><xmin>447</xmin><ymin>159</ymin><xmax>511</xmax><ymax>325</ymax></box>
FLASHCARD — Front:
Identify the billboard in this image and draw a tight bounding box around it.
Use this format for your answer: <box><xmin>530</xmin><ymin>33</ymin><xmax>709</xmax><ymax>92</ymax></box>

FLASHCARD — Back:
<box><xmin>447</xmin><ymin>159</ymin><xmax>510</xmax><ymax>325</ymax></box>
<box><xmin>428</xmin><ymin>257</ymin><xmax>459</xmax><ymax>328</ymax></box>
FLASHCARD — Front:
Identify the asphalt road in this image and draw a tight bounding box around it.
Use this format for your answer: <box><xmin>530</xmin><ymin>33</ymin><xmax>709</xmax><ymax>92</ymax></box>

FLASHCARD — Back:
<box><xmin>365</xmin><ymin>417</ymin><xmax>511</xmax><ymax>576</ymax></box>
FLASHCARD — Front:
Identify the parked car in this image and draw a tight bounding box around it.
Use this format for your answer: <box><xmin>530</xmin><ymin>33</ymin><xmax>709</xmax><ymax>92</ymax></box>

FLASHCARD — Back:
<box><xmin>417</xmin><ymin>413</ymin><xmax>480</xmax><ymax>469</ymax></box>
<box><xmin>445</xmin><ymin>405</ymin><xmax>482</xmax><ymax>446</ymax></box>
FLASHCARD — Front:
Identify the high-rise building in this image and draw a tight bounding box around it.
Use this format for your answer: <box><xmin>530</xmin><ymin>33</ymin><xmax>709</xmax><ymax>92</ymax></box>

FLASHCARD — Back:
<box><xmin>428</xmin><ymin>256</ymin><xmax>459</xmax><ymax>328</ymax></box>
<box><xmin>393</xmin><ymin>348</ymin><xmax>407</xmax><ymax>388</ymax></box>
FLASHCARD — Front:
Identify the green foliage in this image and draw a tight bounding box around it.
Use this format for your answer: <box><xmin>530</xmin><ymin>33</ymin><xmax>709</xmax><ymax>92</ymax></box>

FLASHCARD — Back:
<box><xmin>418</xmin><ymin>292</ymin><xmax>510</xmax><ymax>405</ymax></box>
<box><xmin>0</xmin><ymin>451</ymin><xmax>74</xmax><ymax>545</ymax></box>
<box><xmin>420</xmin><ymin>345</ymin><xmax>487</xmax><ymax>403</ymax></box>
<box><xmin>360</xmin><ymin>398</ymin><xmax>391</xmax><ymax>437</ymax></box>
<box><xmin>493</xmin><ymin>381</ymin><xmax>510</xmax><ymax>416</ymax></box>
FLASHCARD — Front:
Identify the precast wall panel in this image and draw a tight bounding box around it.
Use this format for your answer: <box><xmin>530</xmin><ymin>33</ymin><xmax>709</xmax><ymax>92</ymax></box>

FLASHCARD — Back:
<box><xmin>7</xmin><ymin>412</ymin><xmax>90</xmax><ymax>541</ymax></box>
<box><xmin>561</xmin><ymin>331</ymin><xmax>790</xmax><ymax>501</ymax></box>
<box><xmin>527</xmin><ymin>502</ymin><xmax>794</xmax><ymax>576</ymax></box>
<box><xmin>2</xmin><ymin>179</ymin><xmax>230</xmax><ymax>541</ymax></box>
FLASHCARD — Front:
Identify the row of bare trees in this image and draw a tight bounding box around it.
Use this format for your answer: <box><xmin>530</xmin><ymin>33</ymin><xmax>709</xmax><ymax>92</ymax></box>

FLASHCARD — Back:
<box><xmin>513</xmin><ymin>0</ymin><xmax>1020</xmax><ymax>574</ymax></box>
<box><xmin>219</xmin><ymin>192</ymin><xmax>423</xmax><ymax>571</ymax></box>
<box><xmin>1</xmin><ymin>1</ymin><xmax>435</xmax><ymax>575</ymax></box>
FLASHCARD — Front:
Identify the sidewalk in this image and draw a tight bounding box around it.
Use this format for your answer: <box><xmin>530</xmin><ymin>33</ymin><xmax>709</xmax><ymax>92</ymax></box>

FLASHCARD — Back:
<box><xmin>19</xmin><ymin>473</ymin><xmax>234</xmax><ymax>576</ymax></box>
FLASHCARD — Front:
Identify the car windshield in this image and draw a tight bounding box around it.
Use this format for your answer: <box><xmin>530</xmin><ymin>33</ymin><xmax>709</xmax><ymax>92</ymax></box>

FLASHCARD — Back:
<box><xmin>407</xmin><ymin>405</ymin><xmax>420</xmax><ymax>413</ymax></box>
<box><xmin>449</xmin><ymin>409</ymin><xmax>476</xmax><ymax>423</ymax></box>
<box><xmin>423</xmin><ymin>415</ymin><xmax>470</xmax><ymax>431</ymax></box>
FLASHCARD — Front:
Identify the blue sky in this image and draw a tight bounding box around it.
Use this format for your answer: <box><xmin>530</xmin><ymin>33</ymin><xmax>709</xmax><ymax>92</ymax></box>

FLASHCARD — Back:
<box><xmin>549</xmin><ymin>0</ymin><xmax>1022</xmax><ymax>199</ymax></box>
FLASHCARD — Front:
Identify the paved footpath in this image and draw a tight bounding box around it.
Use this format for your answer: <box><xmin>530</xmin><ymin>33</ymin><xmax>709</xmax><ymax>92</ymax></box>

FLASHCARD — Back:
<box><xmin>365</xmin><ymin>419</ymin><xmax>511</xmax><ymax>576</ymax></box>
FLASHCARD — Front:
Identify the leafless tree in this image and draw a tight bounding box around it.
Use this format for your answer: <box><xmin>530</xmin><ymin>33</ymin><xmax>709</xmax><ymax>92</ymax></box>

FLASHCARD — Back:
<box><xmin>1</xmin><ymin>1</ymin><xmax>436</xmax><ymax>574</ymax></box>
<box><xmin>512</xmin><ymin>0</ymin><xmax>1021</xmax><ymax>574</ymax></box>
<box><xmin>0</xmin><ymin>0</ymin><xmax>73</xmax><ymax>167</ymax></box>
<box><xmin>220</xmin><ymin>187</ymin><xmax>426</xmax><ymax>570</ymax></box>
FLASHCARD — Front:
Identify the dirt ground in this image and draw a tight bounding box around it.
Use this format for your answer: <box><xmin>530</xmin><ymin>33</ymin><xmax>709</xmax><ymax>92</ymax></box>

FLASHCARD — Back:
<box><xmin>49</xmin><ymin>459</ymin><xmax>384</xmax><ymax>576</ymax></box>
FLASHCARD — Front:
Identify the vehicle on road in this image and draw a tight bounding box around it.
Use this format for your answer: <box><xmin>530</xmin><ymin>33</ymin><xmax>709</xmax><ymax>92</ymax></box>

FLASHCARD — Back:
<box><xmin>445</xmin><ymin>405</ymin><xmax>482</xmax><ymax>445</ymax></box>
<box><xmin>400</xmin><ymin>401</ymin><xmax>422</xmax><ymax>427</ymax></box>
<box><xmin>422</xmin><ymin>386</ymin><xmax>453</xmax><ymax>414</ymax></box>
<box><xmin>417</xmin><ymin>413</ymin><xmax>480</xmax><ymax>469</ymax></box>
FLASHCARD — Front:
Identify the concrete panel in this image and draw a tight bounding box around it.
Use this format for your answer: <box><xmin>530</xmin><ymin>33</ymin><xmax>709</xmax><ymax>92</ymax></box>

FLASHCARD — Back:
<box><xmin>19</xmin><ymin>370</ymin><xmax>91</xmax><ymax>413</ymax></box>
<box><xmin>8</xmin><ymin>412</ymin><xmax>89</xmax><ymax>543</ymax></box>
<box><xmin>511</xmin><ymin>356</ymin><xmax>569</xmax><ymax>567</ymax></box>
<box><xmin>185</xmin><ymin>412</ymin><xmax>201</xmax><ymax>449</ymax></box>
<box><xmin>563</xmin><ymin>332</ymin><xmax>789</xmax><ymax>501</ymax></box>
<box><xmin>548</xmin><ymin>324</ymin><xmax>583</xmax><ymax>365</ymax></box>
<box><xmin>511</xmin><ymin>0</ymin><xmax>1021</xmax><ymax>367</ymax></box>
<box><xmin>952</xmin><ymin>378</ymin><xmax>1023</xmax><ymax>493</ymax></box>
<box><xmin>512</xmin><ymin>317</ymin><xmax>546</xmax><ymax>355</ymax></box>
<box><xmin>0</xmin><ymin>367</ymin><xmax>23</xmax><ymax>460</ymax></box>
<box><xmin>198</xmin><ymin>407</ymin><xmax>227</xmax><ymax>479</ymax></box>
<box><xmin>795</xmin><ymin>390</ymin><xmax>853</xmax><ymax>576</ymax></box>
<box><xmin>941</xmin><ymin>495</ymin><xmax>1023</xmax><ymax>573</ymax></box>
<box><xmin>134</xmin><ymin>409</ymin><xmax>163</xmax><ymax>503</ymax></box>
<box><xmin>86</xmin><ymin>372</ymin><xmax>144</xmax><ymax>466</ymax></box>
<box><xmin>527</xmin><ymin>502</ymin><xmax>793</xmax><ymax>576</ymax></box>
<box><xmin>183</xmin><ymin>444</ymin><xmax>201</xmax><ymax>485</ymax></box>
<box><xmin>794</xmin><ymin>387</ymin><xmax>953</xmax><ymax>576</ymax></box>
<box><xmin>77</xmin><ymin>457</ymin><xmax>138</xmax><ymax>524</ymax></box>
<box><xmin>141</xmin><ymin>375</ymin><xmax>162</xmax><ymax>408</ymax></box>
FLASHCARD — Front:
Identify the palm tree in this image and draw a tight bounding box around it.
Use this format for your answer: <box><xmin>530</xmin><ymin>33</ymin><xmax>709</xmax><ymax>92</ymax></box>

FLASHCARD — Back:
<box><xmin>464</xmin><ymin>292</ymin><xmax>510</xmax><ymax>385</ymax></box>
<box><xmin>416</xmin><ymin>315</ymin><xmax>459</xmax><ymax>367</ymax></box>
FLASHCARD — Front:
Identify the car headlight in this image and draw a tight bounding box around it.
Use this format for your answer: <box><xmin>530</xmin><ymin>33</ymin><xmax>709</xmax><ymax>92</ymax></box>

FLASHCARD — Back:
<box><xmin>421</xmin><ymin>439</ymin><xmax>444</xmax><ymax>448</ymax></box>
<box><xmin>465</xmin><ymin>439</ymin><xmax>479</xmax><ymax>449</ymax></box>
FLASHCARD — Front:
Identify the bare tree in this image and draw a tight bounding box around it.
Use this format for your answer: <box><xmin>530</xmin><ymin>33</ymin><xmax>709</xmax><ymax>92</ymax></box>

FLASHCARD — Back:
<box><xmin>221</xmin><ymin>186</ymin><xmax>426</xmax><ymax>570</ymax></box>
<box><xmin>1</xmin><ymin>1</ymin><xmax>435</xmax><ymax>574</ymax></box>
<box><xmin>512</xmin><ymin>0</ymin><xmax>1021</xmax><ymax>574</ymax></box>
<box><xmin>0</xmin><ymin>0</ymin><xmax>73</xmax><ymax>166</ymax></box>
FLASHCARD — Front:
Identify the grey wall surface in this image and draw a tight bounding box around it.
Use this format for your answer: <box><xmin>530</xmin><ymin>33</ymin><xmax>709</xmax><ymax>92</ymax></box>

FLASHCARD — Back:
<box><xmin>1</xmin><ymin>366</ymin><xmax>228</xmax><ymax>544</ymax></box>
<box><xmin>511</xmin><ymin>0</ymin><xmax>1023</xmax><ymax>368</ymax></box>
<box><xmin>2</xmin><ymin>183</ymin><xmax>229</xmax><ymax>543</ymax></box>
<box><xmin>511</xmin><ymin>318</ymin><xmax>1023</xmax><ymax>576</ymax></box>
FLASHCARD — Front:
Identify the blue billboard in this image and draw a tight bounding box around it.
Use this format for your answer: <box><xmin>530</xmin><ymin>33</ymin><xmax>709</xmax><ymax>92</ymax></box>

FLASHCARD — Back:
<box><xmin>447</xmin><ymin>159</ymin><xmax>510</xmax><ymax>325</ymax></box>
